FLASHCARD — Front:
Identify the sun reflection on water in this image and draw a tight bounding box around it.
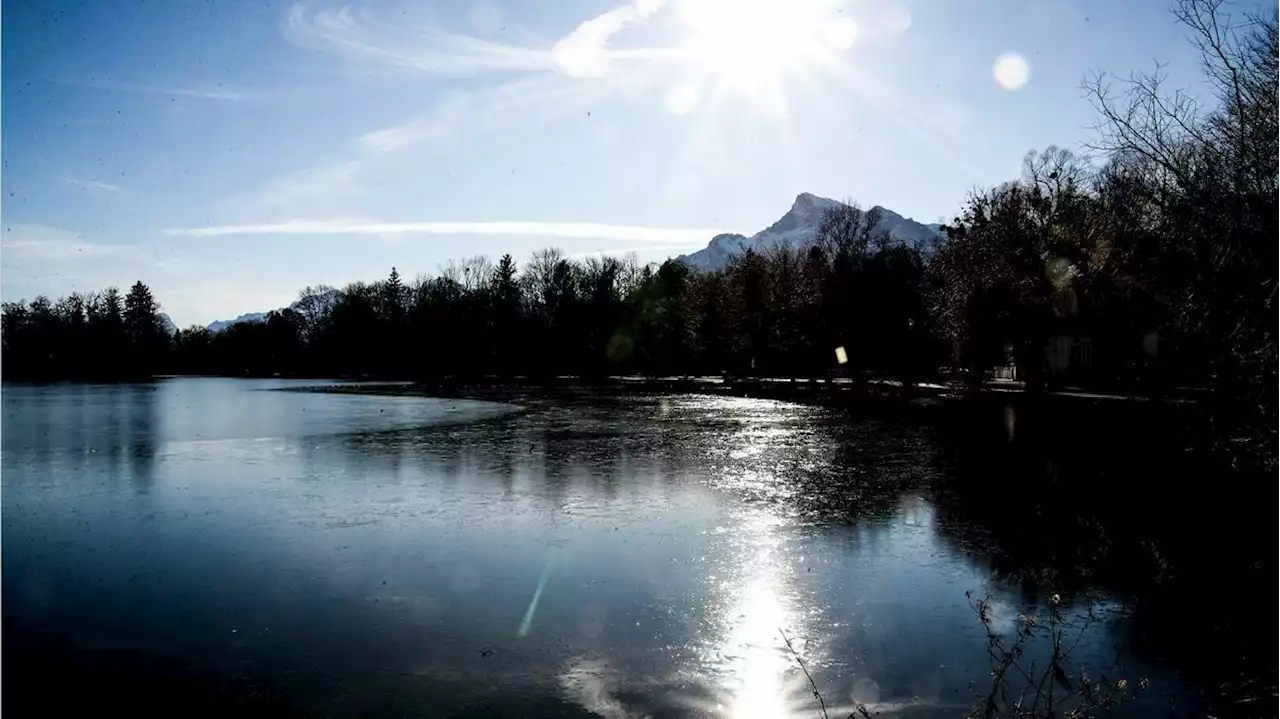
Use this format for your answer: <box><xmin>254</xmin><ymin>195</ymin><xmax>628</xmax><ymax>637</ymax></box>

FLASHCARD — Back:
<box><xmin>696</xmin><ymin>508</ymin><xmax>822</xmax><ymax>718</ymax></box>
<box><xmin>721</xmin><ymin>573</ymin><xmax>794</xmax><ymax>718</ymax></box>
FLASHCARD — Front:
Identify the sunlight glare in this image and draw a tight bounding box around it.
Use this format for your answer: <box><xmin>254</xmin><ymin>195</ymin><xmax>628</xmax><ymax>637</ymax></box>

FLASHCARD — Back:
<box><xmin>724</xmin><ymin>575</ymin><xmax>792</xmax><ymax>718</ymax></box>
<box><xmin>880</xmin><ymin>3</ymin><xmax>912</xmax><ymax>34</ymax></box>
<box><xmin>821</xmin><ymin>17</ymin><xmax>860</xmax><ymax>51</ymax></box>
<box><xmin>993</xmin><ymin>52</ymin><xmax>1030</xmax><ymax>90</ymax></box>
<box><xmin>665</xmin><ymin>81</ymin><xmax>701</xmax><ymax>114</ymax></box>
<box><xmin>553</xmin><ymin>36</ymin><xmax>609</xmax><ymax>78</ymax></box>
<box><xmin>675</xmin><ymin>0</ymin><xmax>849</xmax><ymax>101</ymax></box>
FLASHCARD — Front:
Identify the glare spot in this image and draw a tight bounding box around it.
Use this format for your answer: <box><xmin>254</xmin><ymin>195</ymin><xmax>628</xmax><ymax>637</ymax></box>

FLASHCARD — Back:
<box><xmin>1045</xmin><ymin>256</ymin><xmax>1073</xmax><ymax>289</ymax></box>
<box><xmin>553</xmin><ymin>36</ymin><xmax>609</xmax><ymax>78</ymax></box>
<box><xmin>821</xmin><ymin>17</ymin><xmax>859</xmax><ymax>51</ymax></box>
<box><xmin>674</xmin><ymin>0</ymin><xmax>830</xmax><ymax>105</ymax></box>
<box><xmin>664</xmin><ymin>82</ymin><xmax>700</xmax><ymax>115</ymax></box>
<box><xmin>559</xmin><ymin>657</ymin><xmax>631</xmax><ymax>718</ymax></box>
<box><xmin>993</xmin><ymin>52</ymin><xmax>1030</xmax><ymax>90</ymax></box>
<box><xmin>981</xmin><ymin>596</ymin><xmax>1019</xmax><ymax>635</ymax></box>
<box><xmin>851</xmin><ymin>676</ymin><xmax>882</xmax><ymax>705</ymax></box>
<box><xmin>606</xmin><ymin>332</ymin><xmax>634</xmax><ymax>361</ymax></box>
<box><xmin>834</xmin><ymin>346</ymin><xmax>848</xmax><ymax>365</ymax></box>
<box><xmin>724</xmin><ymin>575</ymin><xmax>792</xmax><ymax>719</ymax></box>
<box><xmin>518</xmin><ymin>559</ymin><xmax>555</xmax><ymax>637</ymax></box>
<box><xmin>1142</xmin><ymin>331</ymin><xmax>1160</xmax><ymax>356</ymax></box>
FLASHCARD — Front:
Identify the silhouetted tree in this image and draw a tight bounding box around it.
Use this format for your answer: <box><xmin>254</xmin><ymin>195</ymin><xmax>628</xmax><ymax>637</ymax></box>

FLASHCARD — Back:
<box><xmin>124</xmin><ymin>281</ymin><xmax>167</xmax><ymax>377</ymax></box>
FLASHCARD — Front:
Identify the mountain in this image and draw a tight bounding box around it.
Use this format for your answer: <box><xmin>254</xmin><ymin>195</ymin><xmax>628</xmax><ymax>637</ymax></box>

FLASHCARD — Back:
<box><xmin>205</xmin><ymin>288</ymin><xmax>340</xmax><ymax>333</ymax></box>
<box><xmin>159</xmin><ymin>313</ymin><xmax>178</xmax><ymax>335</ymax></box>
<box><xmin>206</xmin><ymin>312</ymin><xmax>268</xmax><ymax>333</ymax></box>
<box><xmin>678</xmin><ymin>192</ymin><xmax>943</xmax><ymax>271</ymax></box>
<box><xmin>200</xmin><ymin>199</ymin><xmax>940</xmax><ymax>325</ymax></box>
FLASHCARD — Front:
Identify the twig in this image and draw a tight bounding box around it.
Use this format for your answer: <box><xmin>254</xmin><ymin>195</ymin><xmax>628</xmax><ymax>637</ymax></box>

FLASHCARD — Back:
<box><xmin>779</xmin><ymin>627</ymin><xmax>829</xmax><ymax>719</ymax></box>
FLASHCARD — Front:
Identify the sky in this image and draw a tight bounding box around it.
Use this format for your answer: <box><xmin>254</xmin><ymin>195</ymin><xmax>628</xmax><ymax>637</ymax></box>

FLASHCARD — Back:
<box><xmin>0</xmin><ymin>0</ymin><xmax>1241</xmax><ymax>327</ymax></box>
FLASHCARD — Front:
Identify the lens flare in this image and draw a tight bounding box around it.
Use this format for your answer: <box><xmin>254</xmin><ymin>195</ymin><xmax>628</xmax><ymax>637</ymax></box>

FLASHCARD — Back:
<box><xmin>993</xmin><ymin>52</ymin><xmax>1030</xmax><ymax>90</ymax></box>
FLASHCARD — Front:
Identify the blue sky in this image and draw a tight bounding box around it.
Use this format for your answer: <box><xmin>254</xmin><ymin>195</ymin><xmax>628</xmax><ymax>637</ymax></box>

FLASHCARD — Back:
<box><xmin>1</xmin><ymin>0</ymin><xmax>1234</xmax><ymax>326</ymax></box>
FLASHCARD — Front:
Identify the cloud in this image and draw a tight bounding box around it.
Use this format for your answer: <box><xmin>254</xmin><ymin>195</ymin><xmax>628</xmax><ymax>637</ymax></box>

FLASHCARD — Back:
<box><xmin>551</xmin><ymin>0</ymin><xmax>666</xmax><ymax>78</ymax></box>
<box><xmin>258</xmin><ymin>161</ymin><xmax>362</xmax><ymax>211</ymax></box>
<box><xmin>284</xmin><ymin>2</ymin><xmax>551</xmax><ymax>76</ymax></box>
<box><xmin>145</xmin><ymin>85</ymin><xmax>280</xmax><ymax>102</ymax></box>
<box><xmin>60</xmin><ymin>78</ymin><xmax>285</xmax><ymax>103</ymax></box>
<box><xmin>353</xmin><ymin>107</ymin><xmax>456</xmax><ymax>153</ymax></box>
<box><xmin>0</xmin><ymin>225</ymin><xmax>170</xmax><ymax>307</ymax></box>
<box><xmin>564</xmin><ymin>243</ymin><xmax>703</xmax><ymax>259</ymax></box>
<box><xmin>165</xmin><ymin>218</ymin><xmax>717</xmax><ymax>244</ymax></box>
<box><xmin>252</xmin><ymin>1</ymin><xmax>671</xmax><ymax>214</ymax></box>
<box><xmin>2</xmin><ymin>224</ymin><xmax>138</xmax><ymax>261</ymax></box>
<box><xmin>0</xmin><ymin>225</ymin><xmax>269</xmax><ymax>327</ymax></box>
<box><xmin>63</xmin><ymin>178</ymin><xmax>123</xmax><ymax>193</ymax></box>
<box><xmin>249</xmin><ymin>73</ymin><xmax>608</xmax><ymax>213</ymax></box>
<box><xmin>285</xmin><ymin>0</ymin><xmax>672</xmax><ymax>80</ymax></box>
<box><xmin>160</xmin><ymin>278</ymin><xmax>298</xmax><ymax>329</ymax></box>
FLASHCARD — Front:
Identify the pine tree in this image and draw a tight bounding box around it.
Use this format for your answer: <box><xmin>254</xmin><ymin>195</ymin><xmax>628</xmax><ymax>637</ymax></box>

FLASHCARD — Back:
<box><xmin>124</xmin><ymin>282</ymin><xmax>160</xmax><ymax>338</ymax></box>
<box><xmin>490</xmin><ymin>254</ymin><xmax>521</xmax><ymax>375</ymax></box>
<box><xmin>381</xmin><ymin>268</ymin><xmax>405</xmax><ymax>322</ymax></box>
<box><xmin>123</xmin><ymin>281</ymin><xmax>165</xmax><ymax>376</ymax></box>
<box><xmin>101</xmin><ymin>287</ymin><xmax>124</xmax><ymax>325</ymax></box>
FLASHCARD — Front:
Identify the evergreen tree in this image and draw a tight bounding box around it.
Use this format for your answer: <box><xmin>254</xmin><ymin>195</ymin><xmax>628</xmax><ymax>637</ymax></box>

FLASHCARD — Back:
<box><xmin>490</xmin><ymin>254</ymin><xmax>522</xmax><ymax>375</ymax></box>
<box><xmin>123</xmin><ymin>281</ymin><xmax>166</xmax><ymax>377</ymax></box>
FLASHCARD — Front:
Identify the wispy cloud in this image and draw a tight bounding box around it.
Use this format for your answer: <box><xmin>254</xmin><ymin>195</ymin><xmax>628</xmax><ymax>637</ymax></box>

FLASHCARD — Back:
<box><xmin>354</xmin><ymin>111</ymin><xmax>453</xmax><ymax>153</ymax></box>
<box><xmin>550</xmin><ymin>0</ymin><xmax>666</xmax><ymax>78</ymax></box>
<box><xmin>2</xmin><ymin>224</ymin><xmax>138</xmax><ymax>261</ymax></box>
<box><xmin>60</xmin><ymin>77</ymin><xmax>286</xmax><ymax>103</ymax></box>
<box><xmin>157</xmin><ymin>86</ymin><xmax>282</xmax><ymax>102</ymax></box>
<box><xmin>166</xmin><ymin>218</ymin><xmax>717</xmax><ymax>243</ymax></box>
<box><xmin>251</xmin><ymin>74</ymin><xmax>602</xmax><ymax>212</ymax></box>
<box><xmin>564</xmin><ymin>243</ymin><xmax>703</xmax><ymax>259</ymax></box>
<box><xmin>283</xmin><ymin>2</ymin><xmax>552</xmax><ymax>76</ymax></box>
<box><xmin>258</xmin><ymin>161</ymin><xmax>362</xmax><ymax>211</ymax></box>
<box><xmin>63</xmin><ymin>177</ymin><xmax>124</xmax><ymax>193</ymax></box>
<box><xmin>285</xmin><ymin>0</ymin><xmax>669</xmax><ymax>80</ymax></box>
<box><xmin>251</xmin><ymin>1</ymin><xmax>670</xmax><ymax>213</ymax></box>
<box><xmin>0</xmin><ymin>225</ymin><xmax>271</xmax><ymax>327</ymax></box>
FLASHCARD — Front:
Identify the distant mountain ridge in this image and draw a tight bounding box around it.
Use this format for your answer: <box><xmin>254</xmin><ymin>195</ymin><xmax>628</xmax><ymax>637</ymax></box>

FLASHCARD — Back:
<box><xmin>204</xmin><ymin>289</ymin><xmax>340</xmax><ymax>333</ymax></box>
<box><xmin>206</xmin><ymin>312</ymin><xmax>268</xmax><ymax>333</ymax></box>
<box><xmin>203</xmin><ymin>196</ymin><xmax>942</xmax><ymax>328</ymax></box>
<box><xmin>678</xmin><ymin>192</ymin><xmax>943</xmax><ymax>271</ymax></box>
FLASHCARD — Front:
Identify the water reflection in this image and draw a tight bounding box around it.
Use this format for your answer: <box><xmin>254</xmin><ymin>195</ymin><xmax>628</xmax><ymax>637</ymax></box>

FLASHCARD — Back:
<box><xmin>709</xmin><ymin>510</ymin><xmax>807</xmax><ymax>719</ymax></box>
<box><xmin>1</xmin><ymin>382</ymin><xmax>159</xmax><ymax>491</ymax></box>
<box><xmin>1</xmin><ymin>380</ymin><xmax>1209</xmax><ymax>717</ymax></box>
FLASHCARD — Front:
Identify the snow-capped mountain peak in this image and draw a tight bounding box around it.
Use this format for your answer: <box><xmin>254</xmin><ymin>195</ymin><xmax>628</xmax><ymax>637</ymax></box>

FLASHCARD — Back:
<box><xmin>206</xmin><ymin>312</ymin><xmax>268</xmax><ymax>333</ymax></box>
<box><xmin>791</xmin><ymin>191</ymin><xmax>844</xmax><ymax>214</ymax></box>
<box><xmin>759</xmin><ymin>193</ymin><xmax>845</xmax><ymax>237</ymax></box>
<box><xmin>204</xmin><ymin>288</ymin><xmax>339</xmax><ymax>333</ymax></box>
<box><xmin>678</xmin><ymin>193</ymin><xmax>942</xmax><ymax>270</ymax></box>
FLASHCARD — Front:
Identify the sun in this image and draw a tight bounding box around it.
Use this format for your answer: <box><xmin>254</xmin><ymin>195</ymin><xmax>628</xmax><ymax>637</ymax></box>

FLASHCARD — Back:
<box><xmin>673</xmin><ymin>0</ymin><xmax>857</xmax><ymax>106</ymax></box>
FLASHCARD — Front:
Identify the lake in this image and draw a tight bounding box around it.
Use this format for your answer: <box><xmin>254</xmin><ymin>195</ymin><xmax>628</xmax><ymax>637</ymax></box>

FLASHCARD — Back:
<box><xmin>2</xmin><ymin>378</ymin><xmax>1204</xmax><ymax>717</ymax></box>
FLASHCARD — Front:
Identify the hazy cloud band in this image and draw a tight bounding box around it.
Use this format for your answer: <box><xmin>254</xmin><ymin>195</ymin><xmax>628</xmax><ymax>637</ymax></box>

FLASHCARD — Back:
<box><xmin>166</xmin><ymin>219</ymin><xmax>716</xmax><ymax>244</ymax></box>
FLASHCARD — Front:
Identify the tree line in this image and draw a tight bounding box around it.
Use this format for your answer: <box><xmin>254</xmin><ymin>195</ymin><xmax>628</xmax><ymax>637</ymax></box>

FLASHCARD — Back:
<box><xmin>4</xmin><ymin>0</ymin><xmax>1273</xmax><ymax>463</ymax></box>
<box><xmin>3</xmin><ymin>217</ymin><xmax>939</xmax><ymax>381</ymax></box>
